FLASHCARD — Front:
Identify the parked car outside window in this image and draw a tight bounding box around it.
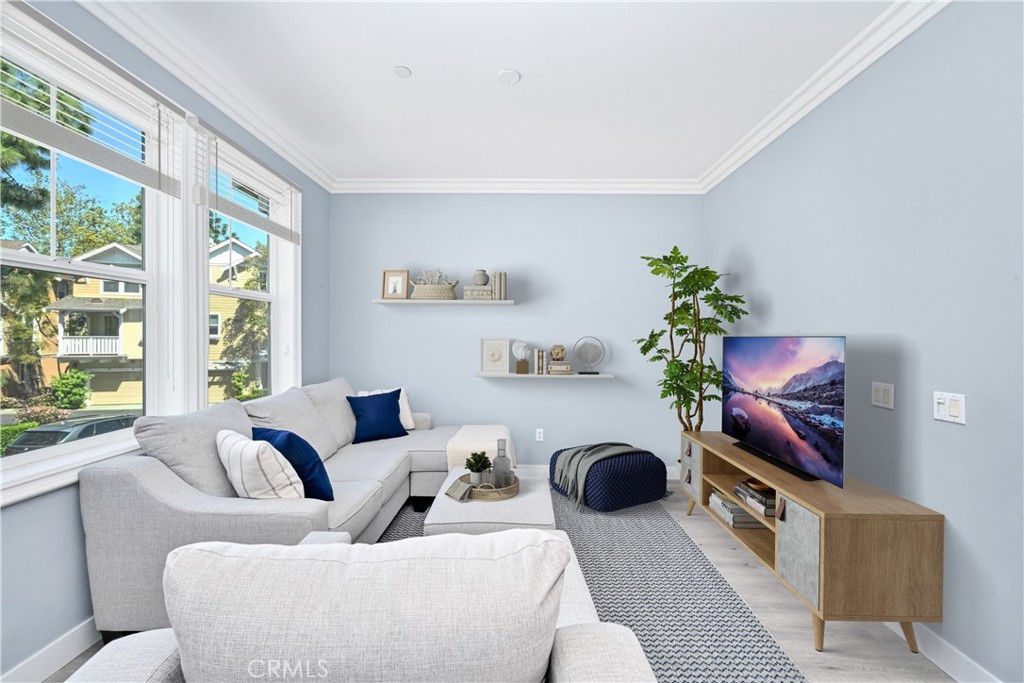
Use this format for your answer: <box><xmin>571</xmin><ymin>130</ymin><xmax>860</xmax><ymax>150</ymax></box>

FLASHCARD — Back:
<box><xmin>3</xmin><ymin>415</ymin><xmax>138</xmax><ymax>455</ymax></box>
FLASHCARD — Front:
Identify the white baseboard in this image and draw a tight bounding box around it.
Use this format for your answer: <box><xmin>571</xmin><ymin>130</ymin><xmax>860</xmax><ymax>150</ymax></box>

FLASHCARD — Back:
<box><xmin>1</xmin><ymin>617</ymin><xmax>99</xmax><ymax>683</ymax></box>
<box><xmin>884</xmin><ymin>623</ymin><xmax>999</xmax><ymax>682</ymax></box>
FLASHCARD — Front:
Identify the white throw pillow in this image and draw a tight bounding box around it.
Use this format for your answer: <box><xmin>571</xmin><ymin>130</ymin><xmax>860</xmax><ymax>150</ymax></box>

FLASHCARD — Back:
<box><xmin>165</xmin><ymin>530</ymin><xmax>569</xmax><ymax>683</ymax></box>
<box><xmin>357</xmin><ymin>387</ymin><xmax>415</xmax><ymax>430</ymax></box>
<box><xmin>216</xmin><ymin>429</ymin><xmax>304</xmax><ymax>499</ymax></box>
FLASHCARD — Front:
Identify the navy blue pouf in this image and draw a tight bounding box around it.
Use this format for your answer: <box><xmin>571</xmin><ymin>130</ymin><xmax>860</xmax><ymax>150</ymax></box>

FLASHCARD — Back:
<box><xmin>549</xmin><ymin>446</ymin><xmax>667</xmax><ymax>512</ymax></box>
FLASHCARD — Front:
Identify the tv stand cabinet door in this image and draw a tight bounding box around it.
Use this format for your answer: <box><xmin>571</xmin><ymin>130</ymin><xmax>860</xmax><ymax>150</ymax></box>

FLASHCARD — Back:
<box><xmin>680</xmin><ymin>435</ymin><xmax>702</xmax><ymax>502</ymax></box>
<box><xmin>776</xmin><ymin>496</ymin><xmax>821</xmax><ymax>610</ymax></box>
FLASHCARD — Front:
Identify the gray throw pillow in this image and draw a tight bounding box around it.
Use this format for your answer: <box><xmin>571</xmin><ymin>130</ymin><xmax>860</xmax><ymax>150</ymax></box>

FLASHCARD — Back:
<box><xmin>133</xmin><ymin>399</ymin><xmax>253</xmax><ymax>497</ymax></box>
<box><xmin>164</xmin><ymin>530</ymin><xmax>570</xmax><ymax>682</ymax></box>
<box><xmin>301</xmin><ymin>377</ymin><xmax>358</xmax><ymax>452</ymax></box>
<box><xmin>244</xmin><ymin>387</ymin><xmax>339</xmax><ymax>460</ymax></box>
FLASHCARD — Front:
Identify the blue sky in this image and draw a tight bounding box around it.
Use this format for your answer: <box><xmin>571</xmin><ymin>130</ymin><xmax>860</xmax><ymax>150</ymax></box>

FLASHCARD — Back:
<box><xmin>9</xmin><ymin>146</ymin><xmax>267</xmax><ymax>252</ymax></box>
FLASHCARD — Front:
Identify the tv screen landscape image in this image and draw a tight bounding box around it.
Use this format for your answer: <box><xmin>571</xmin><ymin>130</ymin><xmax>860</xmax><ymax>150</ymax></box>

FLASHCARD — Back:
<box><xmin>722</xmin><ymin>336</ymin><xmax>845</xmax><ymax>487</ymax></box>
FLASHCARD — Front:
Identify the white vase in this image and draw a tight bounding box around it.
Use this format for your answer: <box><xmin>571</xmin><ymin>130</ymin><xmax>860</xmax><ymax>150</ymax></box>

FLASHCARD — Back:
<box><xmin>473</xmin><ymin>269</ymin><xmax>490</xmax><ymax>286</ymax></box>
<box><xmin>469</xmin><ymin>471</ymin><xmax>482</xmax><ymax>485</ymax></box>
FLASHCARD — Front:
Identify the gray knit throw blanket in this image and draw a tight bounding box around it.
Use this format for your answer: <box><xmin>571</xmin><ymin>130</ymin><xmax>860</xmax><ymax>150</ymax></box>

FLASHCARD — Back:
<box><xmin>554</xmin><ymin>442</ymin><xmax>639</xmax><ymax>510</ymax></box>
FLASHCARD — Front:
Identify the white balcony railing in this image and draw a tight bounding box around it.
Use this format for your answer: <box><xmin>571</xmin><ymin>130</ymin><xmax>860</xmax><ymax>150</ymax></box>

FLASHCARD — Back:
<box><xmin>59</xmin><ymin>336</ymin><xmax>122</xmax><ymax>356</ymax></box>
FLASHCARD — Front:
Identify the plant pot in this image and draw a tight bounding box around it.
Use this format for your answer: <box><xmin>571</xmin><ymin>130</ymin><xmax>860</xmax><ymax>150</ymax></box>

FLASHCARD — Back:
<box><xmin>469</xmin><ymin>471</ymin><xmax>482</xmax><ymax>485</ymax></box>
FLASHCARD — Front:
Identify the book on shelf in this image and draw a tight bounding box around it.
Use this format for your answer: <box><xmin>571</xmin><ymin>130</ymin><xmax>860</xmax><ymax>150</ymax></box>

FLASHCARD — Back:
<box><xmin>710</xmin><ymin>489</ymin><xmax>746</xmax><ymax>515</ymax></box>
<box><xmin>491</xmin><ymin>272</ymin><xmax>507</xmax><ymax>300</ymax></box>
<box><xmin>710</xmin><ymin>491</ymin><xmax>760</xmax><ymax>527</ymax></box>
<box><xmin>736</xmin><ymin>480</ymin><xmax>776</xmax><ymax>506</ymax></box>
<box><xmin>463</xmin><ymin>285</ymin><xmax>493</xmax><ymax>300</ymax></box>
<box><xmin>732</xmin><ymin>486</ymin><xmax>776</xmax><ymax>516</ymax></box>
<box><xmin>548</xmin><ymin>360</ymin><xmax>572</xmax><ymax>375</ymax></box>
<box><xmin>709</xmin><ymin>495</ymin><xmax>763</xmax><ymax>529</ymax></box>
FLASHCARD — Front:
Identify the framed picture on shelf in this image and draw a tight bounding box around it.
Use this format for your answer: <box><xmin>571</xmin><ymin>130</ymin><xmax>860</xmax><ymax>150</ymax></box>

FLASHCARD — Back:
<box><xmin>381</xmin><ymin>270</ymin><xmax>409</xmax><ymax>299</ymax></box>
<box><xmin>480</xmin><ymin>338</ymin><xmax>511</xmax><ymax>374</ymax></box>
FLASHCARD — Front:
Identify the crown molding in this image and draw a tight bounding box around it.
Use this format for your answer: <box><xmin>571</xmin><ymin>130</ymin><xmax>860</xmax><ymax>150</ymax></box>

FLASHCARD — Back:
<box><xmin>79</xmin><ymin>1</ymin><xmax>337</xmax><ymax>192</ymax></box>
<box><xmin>699</xmin><ymin>0</ymin><xmax>950</xmax><ymax>192</ymax></box>
<box><xmin>80</xmin><ymin>0</ymin><xmax>947</xmax><ymax>196</ymax></box>
<box><xmin>328</xmin><ymin>178</ymin><xmax>705</xmax><ymax>194</ymax></box>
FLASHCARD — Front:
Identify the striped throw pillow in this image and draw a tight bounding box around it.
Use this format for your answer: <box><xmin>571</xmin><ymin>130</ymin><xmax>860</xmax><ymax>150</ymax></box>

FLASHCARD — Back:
<box><xmin>216</xmin><ymin>429</ymin><xmax>304</xmax><ymax>499</ymax></box>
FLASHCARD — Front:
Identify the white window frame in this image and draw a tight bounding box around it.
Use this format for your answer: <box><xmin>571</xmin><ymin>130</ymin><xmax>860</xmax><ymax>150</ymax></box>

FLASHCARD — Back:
<box><xmin>0</xmin><ymin>7</ymin><xmax>302</xmax><ymax>507</ymax></box>
<box><xmin>208</xmin><ymin>312</ymin><xmax>221</xmax><ymax>340</ymax></box>
<box><xmin>196</xmin><ymin>125</ymin><xmax>302</xmax><ymax>405</ymax></box>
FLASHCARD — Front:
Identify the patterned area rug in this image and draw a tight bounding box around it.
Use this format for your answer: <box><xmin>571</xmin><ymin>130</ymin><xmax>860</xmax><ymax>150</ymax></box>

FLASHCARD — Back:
<box><xmin>378</xmin><ymin>493</ymin><xmax>806</xmax><ymax>683</ymax></box>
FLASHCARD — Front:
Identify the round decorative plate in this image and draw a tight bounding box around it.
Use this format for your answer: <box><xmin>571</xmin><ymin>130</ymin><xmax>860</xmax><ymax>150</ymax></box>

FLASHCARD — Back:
<box><xmin>573</xmin><ymin>336</ymin><xmax>605</xmax><ymax>372</ymax></box>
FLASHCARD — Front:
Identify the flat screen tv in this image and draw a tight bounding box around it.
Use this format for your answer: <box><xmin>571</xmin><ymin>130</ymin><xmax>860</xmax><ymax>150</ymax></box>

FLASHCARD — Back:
<box><xmin>721</xmin><ymin>336</ymin><xmax>845</xmax><ymax>487</ymax></box>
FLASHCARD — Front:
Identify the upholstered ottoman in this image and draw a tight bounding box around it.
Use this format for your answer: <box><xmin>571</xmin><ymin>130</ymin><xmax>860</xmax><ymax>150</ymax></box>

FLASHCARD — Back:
<box><xmin>549</xmin><ymin>447</ymin><xmax>666</xmax><ymax>512</ymax></box>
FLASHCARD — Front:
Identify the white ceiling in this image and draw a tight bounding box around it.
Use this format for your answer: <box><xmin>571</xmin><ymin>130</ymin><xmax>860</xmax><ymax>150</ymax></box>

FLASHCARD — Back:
<box><xmin>84</xmin><ymin>1</ymin><xmax>947</xmax><ymax>193</ymax></box>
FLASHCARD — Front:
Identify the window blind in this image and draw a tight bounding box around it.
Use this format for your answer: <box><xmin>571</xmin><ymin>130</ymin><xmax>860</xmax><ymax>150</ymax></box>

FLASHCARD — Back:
<box><xmin>192</xmin><ymin>122</ymin><xmax>300</xmax><ymax>245</ymax></box>
<box><xmin>0</xmin><ymin>3</ymin><xmax>183</xmax><ymax>197</ymax></box>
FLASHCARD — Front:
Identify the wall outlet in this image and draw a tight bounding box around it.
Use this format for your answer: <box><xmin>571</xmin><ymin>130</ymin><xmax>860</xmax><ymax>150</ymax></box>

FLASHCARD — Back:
<box><xmin>871</xmin><ymin>382</ymin><xmax>895</xmax><ymax>410</ymax></box>
<box><xmin>535</xmin><ymin>428</ymin><xmax>544</xmax><ymax>442</ymax></box>
<box><xmin>933</xmin><ymin>391</ymin><xmax>966</xmax><ymax>425</ymax></box>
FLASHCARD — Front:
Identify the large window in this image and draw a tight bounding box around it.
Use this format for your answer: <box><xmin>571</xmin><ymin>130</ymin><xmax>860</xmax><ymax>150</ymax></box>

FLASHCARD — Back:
<box><xmin>0</xmin><ymin>5</ymin><xmax>300</xmax><ymax>497</ymax></box>
<box><xmin>197</xmin><ymin>129</ymin><xmax>300</xmax><ymax>406</ymax></box>
<box><xmin>1</xmin><ymin>54</ymin><xmax>154</xmax><ymax>456</ymax></box>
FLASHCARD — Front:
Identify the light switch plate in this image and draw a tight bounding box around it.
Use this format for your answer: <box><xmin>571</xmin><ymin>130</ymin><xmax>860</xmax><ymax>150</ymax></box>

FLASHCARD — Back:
<box><xmin>871</xmin><ymin>382</ymin><xmax>895</xmax><ymax>410</ymax></box>
<box><xmin>933</xmin><ymin>391</ymin><xmax>966</xmax><ymax>425</ymax></box>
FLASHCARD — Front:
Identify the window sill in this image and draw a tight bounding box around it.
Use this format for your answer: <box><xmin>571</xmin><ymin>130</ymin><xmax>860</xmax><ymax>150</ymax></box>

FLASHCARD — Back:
<box><xmin>0</xmin><ymin>431</ymin><xmax>143</xmax><ymax>507</ymax></box>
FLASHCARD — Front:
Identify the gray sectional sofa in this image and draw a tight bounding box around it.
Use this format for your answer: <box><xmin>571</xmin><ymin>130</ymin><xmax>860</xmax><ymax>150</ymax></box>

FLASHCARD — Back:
<box><xmin>79</xmin><ymin>376</ymin><xmax>459</xmax><ymax>634</ymax></box>
<box><xmin>69</xmin><ymin>530</ymin><xmax>657</xmax><ymax>683</ymax></box>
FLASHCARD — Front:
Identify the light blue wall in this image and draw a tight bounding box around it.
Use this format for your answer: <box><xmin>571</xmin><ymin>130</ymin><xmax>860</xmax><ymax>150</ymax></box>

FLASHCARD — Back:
<box><xmin>703</xmin><ymin>4</ymin><xmax>1023</xmax><ymax>681</ymax></box>
<box><xmin>0</xmin><ymin>487</ymin><xmax>93</xmax><ymax>673</ymax></box>
<box><xmin>0</xmin><ymin>4</ymin><xmax>332</xmax><ymax>677</ymax></box>
<box><xmin>329</xmin><ymin>194</ymin><xmax>704</xmax><ymax>465</ymax></box>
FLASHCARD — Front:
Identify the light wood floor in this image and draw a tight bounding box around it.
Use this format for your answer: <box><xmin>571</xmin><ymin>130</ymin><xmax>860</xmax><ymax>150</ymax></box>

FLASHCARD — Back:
<box><xmin>660</xmin><ymin>484</ymin><xmax>953</xmax><ymax>683</ymax></box>
<box><xmin>48</xmin><ymin>486</ymin><xmax>955</xmax><ymax>683</ymax></box>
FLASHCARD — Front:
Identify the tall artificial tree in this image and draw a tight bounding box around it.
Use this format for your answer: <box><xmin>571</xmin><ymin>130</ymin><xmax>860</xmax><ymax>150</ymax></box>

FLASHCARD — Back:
<box><xmin>636</xmin><ymin>246</ymin><xmax>748</xmax><ymax>431</ymax></box>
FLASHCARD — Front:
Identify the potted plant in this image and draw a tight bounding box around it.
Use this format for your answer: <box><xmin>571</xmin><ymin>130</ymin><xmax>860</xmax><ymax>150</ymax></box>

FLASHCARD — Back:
<box><xmin>465</xmin><ymin>451</ymin><xmax>491</xmax><ymax>485</ymax></box>
<box><xmin>636</xmin><ymin>246</ymin><xmax>748</xmax><ymax>431</ymax></box>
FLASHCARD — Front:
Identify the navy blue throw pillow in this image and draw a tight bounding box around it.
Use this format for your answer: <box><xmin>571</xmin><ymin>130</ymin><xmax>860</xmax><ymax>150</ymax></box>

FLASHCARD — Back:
<box><xmin>252</xmin><ymin>427</ymin><xmax>334</xmax><ymax>501</ymax></box>
<box><xmin>346</xmin><ymin>389</ymin><xmax>409</xmax><ymax>444</ymax></box>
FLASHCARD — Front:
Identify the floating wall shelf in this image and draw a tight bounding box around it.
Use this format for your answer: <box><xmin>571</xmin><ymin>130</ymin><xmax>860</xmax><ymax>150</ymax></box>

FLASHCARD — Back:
<box><xmin>474</xmin><ymin>372</ymin><xmax>615</xmax><ymax>379</ymax></box>
<box><xmin>372</xmin><ymin>299</ymin><xmax>515</xmax><ymax>306</ymax></box>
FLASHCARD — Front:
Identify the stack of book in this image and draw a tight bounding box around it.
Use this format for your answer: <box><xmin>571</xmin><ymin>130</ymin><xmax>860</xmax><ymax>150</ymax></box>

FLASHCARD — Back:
<box><xmin>709</xmin><ymin>490</ymin><xmax>763</xmax><ymax>528</ymax></box>
<box><xmin>547</xmin><ymin>360</ymin><xmax>573</xmax><ymax>375</ymax></box>
<box><xmin>463</xmin><ymin>285</ymin><xmax>493</xmax><ymax>300</ymax></box>
<box><xmin>732</xmin><ymin>479</ymin><xmax>777</xmax><ymax>517</ymax></box>
<box><xmin>534</xmin><ymin>349</ymin><xmax>547</xmax><ymax>375</ymax></box>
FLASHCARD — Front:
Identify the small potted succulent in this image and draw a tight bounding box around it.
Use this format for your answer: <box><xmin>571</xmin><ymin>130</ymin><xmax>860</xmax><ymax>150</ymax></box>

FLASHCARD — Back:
<box><xmin>465</xmin><ymin>452</ymin><xmax>491</xmax><ymax>485</ymax></box>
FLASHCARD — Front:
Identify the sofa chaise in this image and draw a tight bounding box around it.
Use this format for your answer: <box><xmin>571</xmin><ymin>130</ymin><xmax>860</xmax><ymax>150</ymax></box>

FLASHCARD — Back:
<box><xmin>68</xmin><ymin>529</ymin><xmax>656</xmax><ymax>683</ymax></box>
<box><xmin>79</xmin><ymin>377</ymin><xmax>459</xmax><ymax>635</ymax></box>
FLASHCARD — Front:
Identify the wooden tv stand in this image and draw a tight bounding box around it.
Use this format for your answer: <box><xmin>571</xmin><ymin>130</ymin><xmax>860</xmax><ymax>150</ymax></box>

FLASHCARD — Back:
<box><xmin>680</xmin><ymin>432</ymin><xmax>943</xmax><ymax>653</ymax></box>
